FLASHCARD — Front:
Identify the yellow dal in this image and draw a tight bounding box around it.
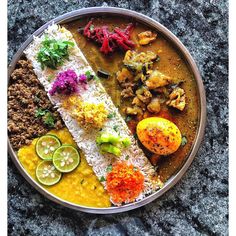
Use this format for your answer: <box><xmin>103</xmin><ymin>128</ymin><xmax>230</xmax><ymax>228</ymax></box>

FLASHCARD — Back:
<box><xmin>17</xmin><ymin>128</ymin><xmax>111</xmax><ymax>208</ymax></box>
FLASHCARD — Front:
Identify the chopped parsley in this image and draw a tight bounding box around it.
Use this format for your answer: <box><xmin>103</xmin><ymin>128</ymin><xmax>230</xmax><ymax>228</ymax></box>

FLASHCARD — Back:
<box><xmin>43</xmin><ymin>112</ymin><xmax>55</xmax><ymax>128</ymax></box>
<box><xmin>107</xmin><ymin>112</ymin><xmax>116</xmax><ymax>119</ymax></box>
<box><xmin>113</xmin><ymin>125</ymin><xmax>119</xmax><ymax>132</ymax></box>
<box><xmin>37</xmin><ymin>37</ymin><xmax>74</xmax><ymax>70</ymax></box>
<box><xmin>35</xmin><ymin>108</ymin><xmax>46</xmax><ymax>117</ymax></box>
<box><xmin>99</xmin><ymin>176</ymin><xmax>106</xmax><ymax>182</ymax></box>
<box><xmin>35</xmin><ymin>108</ymin><xmax>55</xmax><ymax>128</ymax></box>
<box><xmin>125</xmin><ymin>155</ymin><xmax>129</xmax><ymax>160</ymax></box>
<box><xmin>181</xmin><ymin>136</ymin><xmax>188</xmax><ymax>146</ymax></box>
<box><xmin>133</xmin><ymin>167</ymin><xmax>138</xmax><ymax>171</ymax></box>
<box><xmin>106</xmin><ymin>165</ymin><xmax>113</xmax><ymax>172</ymax></box>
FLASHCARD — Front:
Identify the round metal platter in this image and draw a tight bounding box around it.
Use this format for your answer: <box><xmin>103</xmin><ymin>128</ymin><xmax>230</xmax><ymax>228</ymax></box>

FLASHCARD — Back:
<box><xmin>8</xmin><ymin>7</ymin><xmax>206</xmax><ymax>214</ymax></box>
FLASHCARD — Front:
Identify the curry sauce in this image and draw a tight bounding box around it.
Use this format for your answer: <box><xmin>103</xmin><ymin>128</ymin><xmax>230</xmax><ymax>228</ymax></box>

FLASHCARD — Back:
<box><xmin>64</xmin><ymin>17</ymin><xmax>199</xmax><ymax>182</ymax></box>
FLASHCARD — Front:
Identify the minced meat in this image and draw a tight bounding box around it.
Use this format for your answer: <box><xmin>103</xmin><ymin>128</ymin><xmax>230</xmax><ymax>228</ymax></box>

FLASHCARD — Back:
<box><xmin>8</xmin><ymin>59</ymin><xmax>65</xmax><ymax>150</ymax></box>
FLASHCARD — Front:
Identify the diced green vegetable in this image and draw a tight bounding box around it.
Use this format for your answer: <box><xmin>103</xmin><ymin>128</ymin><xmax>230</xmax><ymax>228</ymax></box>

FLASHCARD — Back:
<box><xmin>100</xmin><ymin>143</ymin><xmax>121</xmax><ymax>156</ymax></box>
<box><xmin>96</xmin><ymin>133</ymin><xmax>120</xmax><ymax>145</ymax></box>
<box><xmin>122</xmin><ymin>137</ymin><xmax>131</xmax><ymax>148</ymax></box>
<box><xmin>96</xmin><ymin>131</ymin><xmax>131</xmax><ymax>156</ymax></box>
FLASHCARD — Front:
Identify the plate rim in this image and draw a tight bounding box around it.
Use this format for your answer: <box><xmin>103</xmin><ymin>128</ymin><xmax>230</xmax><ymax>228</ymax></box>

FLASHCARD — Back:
<box><xmin>8</xmin><ymin>6</ymin><xmax>206</xmax><ymax>214</ymax></box>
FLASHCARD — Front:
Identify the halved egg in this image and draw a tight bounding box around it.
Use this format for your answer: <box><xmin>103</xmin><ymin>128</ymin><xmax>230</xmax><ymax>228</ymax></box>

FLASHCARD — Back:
<box><xmin>136</xmin><ymin>117</ymin><xmax>182</xmax><ymax>155</ymax></box>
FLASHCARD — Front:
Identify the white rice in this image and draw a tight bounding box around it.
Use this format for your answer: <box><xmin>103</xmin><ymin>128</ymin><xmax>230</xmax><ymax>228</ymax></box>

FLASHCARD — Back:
<box><xmin>24</xmin><ymin>24</ymin><xmax>163</xmax><ymax>205</ymax></box>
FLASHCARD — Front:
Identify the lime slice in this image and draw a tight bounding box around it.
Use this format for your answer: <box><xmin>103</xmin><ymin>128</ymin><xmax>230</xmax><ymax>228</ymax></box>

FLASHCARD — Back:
<box><xmin>53</xmin><ymin>145</ymin><xmax>80</xmax><ymax>173</ymax></box>
<box><xmin>36</xmin><ymin>161</ymin><xmax>62</xmax><ymax>186</ymax></box>
<box><xmin>36</xmin><ymin>135</ymin><xmax>61</xmax><ymax>160</ymax></box>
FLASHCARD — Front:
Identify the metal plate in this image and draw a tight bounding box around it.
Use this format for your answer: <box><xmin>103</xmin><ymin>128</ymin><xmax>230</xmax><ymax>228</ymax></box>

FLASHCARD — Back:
<box><xmin>8</xmin><ymin>7</ymin><xmax>206</xmax><ymax>214</ymax></box>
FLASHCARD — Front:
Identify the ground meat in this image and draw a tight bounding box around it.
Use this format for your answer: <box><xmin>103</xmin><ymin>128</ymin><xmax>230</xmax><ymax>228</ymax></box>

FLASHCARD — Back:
<box><xmin>8</xmin><ymin>59</ymin><xmax>65</xmax><ymax>150</ymax></box>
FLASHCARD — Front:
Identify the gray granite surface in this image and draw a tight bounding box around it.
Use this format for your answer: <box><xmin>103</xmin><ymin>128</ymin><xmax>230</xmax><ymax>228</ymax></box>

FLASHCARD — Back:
<box><xmin>8</xmin><ymin>0</ymin><xmax>228</xmax><ymax>235</ymax></box>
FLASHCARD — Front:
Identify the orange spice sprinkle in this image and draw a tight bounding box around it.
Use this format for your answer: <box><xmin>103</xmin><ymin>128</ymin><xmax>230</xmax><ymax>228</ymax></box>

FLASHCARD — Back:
<box><xmin>106</xmin><ymin>162</ymin><xmax>144</xmax><ymax>204</ymax></box>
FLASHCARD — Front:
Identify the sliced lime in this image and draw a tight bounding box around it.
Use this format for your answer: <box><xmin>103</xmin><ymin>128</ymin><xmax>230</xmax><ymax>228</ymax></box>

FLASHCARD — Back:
<box><xmin>36</xmin><ymin>160</ymin><xmax>62</xmax><ymax>186</ymax></box>
<box><xmin>36</xmin><ymin>135</ymin><xmax>61</xmax><ymax>160</ymax></box>
<box><xmin>53</xmin><ymin>145</ymin><xmax>80</xmax><ymax>173</ymax></box>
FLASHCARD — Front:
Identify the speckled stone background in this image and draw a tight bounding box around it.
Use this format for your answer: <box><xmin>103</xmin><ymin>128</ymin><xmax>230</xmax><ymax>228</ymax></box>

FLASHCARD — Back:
<box><xmin>8</xmin><ymin>0</ymin><xmax>228</xmax><ymax>235</ymax></box>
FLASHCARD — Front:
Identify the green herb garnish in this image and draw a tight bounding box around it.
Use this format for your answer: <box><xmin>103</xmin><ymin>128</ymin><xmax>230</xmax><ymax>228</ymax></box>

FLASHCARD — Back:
<box><xmin>107</xmin><ymin>112</ymin><xmax>116</xmax><ymax>119</ymax></box>
<box><xmin>113</xmin><ymin>125</ymin><xmax>119</xmax><ymax>132</ymax></box>
<box><xmin>85</xmin><ymin>70</ymin><xmax>91</xmax><ymax>79</ymax></box>
<box><xmin>99</xmin><ymin>176</ymin><xmax>106</xmax><ymax>182</ymax></box>
<box><xmin>106</xmin><ymin>165</ymin><xmax>113</xmax><ymax>172</ymax></box>
<box><xmin>181</xmin><ymin>136</ymin><xmax>188</xmax><ymax>146</ymax></box>
<box><xmin>37</xmin><ymin>37</ymin><xmax>74</xmax><ymax>70</ymax></box>
<box><xmin>125</xmin><ymin>155</ymin><xmax>129</xmax><ymax>160</ymax></box>
<box><xmin>43</xmin><ymin>112</ymin><xmax>55</xmax><ymax>128</ymax></box>
<box><xmin>35</xmin><ymin>108</ymin><xmax>46</xmax><ymax>117</ymax></box>
<box><xmin>133</xmin><ymin>167</ymin><xmax>138</xmax><ymax>171</ymax></box>
<box><xmin>35</xmin><ymin>108</ymin><xmax>55</xmax><ymax>128</ymax></box>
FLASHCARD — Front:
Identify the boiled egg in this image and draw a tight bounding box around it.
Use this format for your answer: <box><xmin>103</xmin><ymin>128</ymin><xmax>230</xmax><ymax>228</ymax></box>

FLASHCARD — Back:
<box><xmin>136</xmin><ymin>117</ymin><xmax>182</xmax><ymax>155</ymax></box>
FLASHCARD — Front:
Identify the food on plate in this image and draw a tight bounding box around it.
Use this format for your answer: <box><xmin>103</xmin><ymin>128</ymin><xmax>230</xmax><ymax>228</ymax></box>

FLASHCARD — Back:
<box><xmin>81</xmin><ymin>20</ymin><xmax>135</xmax><ymax>54</ymax></box>
<box><xmin>138</xmin><ymin>31</ymin><xmax>157</xmax><ymax>45</ymax></box>
<box><xmin>62</xmin><ymin>95</ymin><xmax>108</xmax><ymax>129</ymax></box>
<box><xmin>18</xmin><ymin>128</ymin><xmax>111</xmax><ymax>207</ymax></box>
<box><xmin>49</xmin><ymin>69</ymin><xmax>79</xmax><ymax>96</ymax></box>
<box><xmin>8</xmin><ymin>59</ymin><xmax>64</xmax><ymax>150</ymax></box>
<box><xmin>96</xmin><ymin>131</ymin><xmax>131</xmax><ymax>156</ymax></box>
<box><xmin>9</xmin><ymin>16</ymin><xmax>199</xmax><ymax>208</ymax></box>
<box><xmin>137</xmin><ymin>117</ymin><xmax>182</xmax><ymax>155</ymax></box>
<box><xmin>36</xmin><ymin>160</ymin><xmax>62</xmax><ymax>186</ymax></box>
<box><xmin>36</xmin><ymin>134</ymin><xmax>61</xmax><ymax>160</ymax></box>
<box><xmin>145</xmin><ymin>70</ymin><xmax>172</xmax><ymax>89</ymax></box>
<box><xmin>106</xmin><ymin>162</ymin><xmax>145</xmax><ymax>205</ymax></box>
<box><xmin>24</xmin><ymin>24</ymin><xmax>162</xmax><ymax>205</ymax></box>
<box><xmin>123</xmin><ymin>50</ymin><xmax>158</xmax><ymax>73</ymax></box>
<box><xmin>53</xmin><ymin>145</ymin><xmax>80</xmax><ymax>173</ymax></box>
<box><xmin>166</xmin><ymin>87</ymin><xmax>186</xmax><ymax>111</ymax></box>
<box><xmin>37</xmin><ymin>37</ymin><xmax>75</xmax><ymax>69</ymax></box>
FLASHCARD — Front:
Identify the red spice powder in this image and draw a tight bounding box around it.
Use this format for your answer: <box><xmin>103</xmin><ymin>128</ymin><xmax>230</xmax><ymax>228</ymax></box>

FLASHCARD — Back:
<box><xmin>106</xmin><ymin>162</ymin><xmax>144</xmax><ymax>204</ymax></box>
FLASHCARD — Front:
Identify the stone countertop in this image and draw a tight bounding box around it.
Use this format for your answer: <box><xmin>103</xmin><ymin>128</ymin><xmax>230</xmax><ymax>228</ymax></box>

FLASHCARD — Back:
<box><xmin>8</xmin><ymin>0</ymin><xmax>228</xmax><ymax>235</ymax></box>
